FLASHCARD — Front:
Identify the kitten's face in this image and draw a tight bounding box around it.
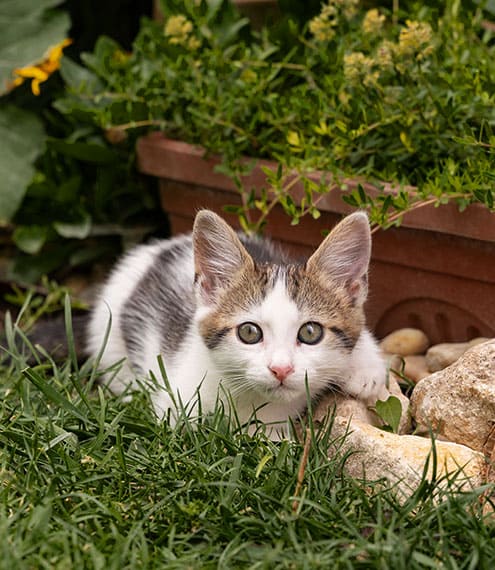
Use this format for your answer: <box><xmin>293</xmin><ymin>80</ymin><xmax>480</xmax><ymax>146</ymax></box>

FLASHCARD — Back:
<box><xmin>197</xmin><ymin>263</ymin><xmax>364</xmax><ymax>404</ymax></box>
<box><xmin>192</xmin><ymin>209</ymin><xmax>371</xmax><ymax>405</ymax></box>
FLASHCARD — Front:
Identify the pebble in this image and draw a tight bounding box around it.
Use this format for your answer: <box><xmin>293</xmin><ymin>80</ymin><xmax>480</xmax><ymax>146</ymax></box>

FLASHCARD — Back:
<box><xmin>380</xmin><ymin>328</ymin><xmax>430</xmax><ymax>357</ymax></box>
<box><xmin>425</xmin><ymin>337</ymin><xmax>490</xmax><ymax>372</ymax></box>
<box><xmin>403</xmin><ymin>355</ymin><xmax>431</xmax><ymax>383</ymax></box>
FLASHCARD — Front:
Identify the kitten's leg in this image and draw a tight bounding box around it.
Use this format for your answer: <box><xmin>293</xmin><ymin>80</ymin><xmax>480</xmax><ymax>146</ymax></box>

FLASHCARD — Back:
<box><xmin>346</xmin><ymin>329</ymin><xmax>389</xmax><ymax>402</ymax></box>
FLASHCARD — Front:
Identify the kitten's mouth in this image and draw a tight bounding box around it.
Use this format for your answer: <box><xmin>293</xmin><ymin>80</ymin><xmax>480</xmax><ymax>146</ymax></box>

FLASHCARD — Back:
<box><xmin>266</xmin><ymin>381</ymin><xmax>299</xmax><ymax>398</ymax></box>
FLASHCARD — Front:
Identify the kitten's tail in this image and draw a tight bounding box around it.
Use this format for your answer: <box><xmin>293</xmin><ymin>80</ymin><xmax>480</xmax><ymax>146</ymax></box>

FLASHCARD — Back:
<box><xmin>3</xmin><ymin>312</ymin><xmax>89</xmax><ymax>364</ymax></box>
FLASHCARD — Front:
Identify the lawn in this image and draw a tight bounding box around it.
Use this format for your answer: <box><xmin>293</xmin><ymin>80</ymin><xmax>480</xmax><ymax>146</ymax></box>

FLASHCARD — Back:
<box><xmin>0</xmin><ymin>301</ymin><xmax>494</xmax><ymax>569</ymax></box>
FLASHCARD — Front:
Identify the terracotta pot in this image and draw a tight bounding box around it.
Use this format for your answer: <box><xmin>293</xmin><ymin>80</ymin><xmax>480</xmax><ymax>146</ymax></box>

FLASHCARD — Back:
<box><xmin>136</xmin><ymin>132</ymin><xmax>495</xmax><ymax>344</ymax></box>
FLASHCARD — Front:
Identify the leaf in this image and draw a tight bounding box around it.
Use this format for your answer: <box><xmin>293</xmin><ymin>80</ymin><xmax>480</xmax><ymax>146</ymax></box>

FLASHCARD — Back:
<box><xmin>59</xmin><ymin>57</ymin><xmax>104</xmax><ymax>94</ymax></box>
<box><xmin>0</xmin><ymin>105</ymin><xmax>45</xmax><ymax>224</ymax></box>
<box><xmin>287</xmin><ymin>130</ymin><xmax>301</xmax><ymax>147</ymax></box>
<box><xmin>375</xmin><ymin>396</ymin><xmax>402</xmax><ymax>434</ymax></box>
<box><xmin>12</xmin><ymin>225</ymin><xmax>48</xmax><ymax>254</ymax></box>
<box><xmin>53</xmin><ymin>211</ymin><xmax>91</xmax><ymax>239</ymax></box>
<box><xmin>0</xmin><ymin>1</ymin><xmax>70</xmax><ymax>95</ymax></box>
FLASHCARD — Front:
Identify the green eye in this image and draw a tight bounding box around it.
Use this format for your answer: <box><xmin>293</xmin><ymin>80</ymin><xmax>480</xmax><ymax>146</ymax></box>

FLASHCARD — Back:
<box><xmin>297</xmin><ymin>322</ymin><xmax>324</xmax><ymax>345</ymax></box>
<box><xmin>237</xmin><ymin>322</ymin><xmax>263</xmax><ymax>344</ymax></box>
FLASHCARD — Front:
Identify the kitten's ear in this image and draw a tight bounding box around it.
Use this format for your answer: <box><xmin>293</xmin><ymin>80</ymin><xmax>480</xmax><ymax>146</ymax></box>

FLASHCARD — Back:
<box><xmin>193</xmin><ymin>210</ymin><xmax>253</xmax><ymax>304</ymax></box>
<box><xmin>306</xmin><ymin>212</ymin><xmax>371</xmax><ymax>304</ymax></box>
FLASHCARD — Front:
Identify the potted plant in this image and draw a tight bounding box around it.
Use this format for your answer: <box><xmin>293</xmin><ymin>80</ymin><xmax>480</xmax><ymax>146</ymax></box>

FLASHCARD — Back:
<box><xmin>52</xmin><ymin>0</ymin><xmax>495</xmax><ymax>342</ymax></box>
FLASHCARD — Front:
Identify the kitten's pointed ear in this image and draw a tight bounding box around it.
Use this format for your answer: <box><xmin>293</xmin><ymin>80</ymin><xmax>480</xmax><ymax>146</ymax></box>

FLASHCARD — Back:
<box><xmin>306</xmin><ymin>212</ymin><xmax>371</xmax><ymax>304</ymax></box>
<box><xmin>193</xmin><ymin>210</ymin><xmax>253</xmax><ymax>304</ymax></box>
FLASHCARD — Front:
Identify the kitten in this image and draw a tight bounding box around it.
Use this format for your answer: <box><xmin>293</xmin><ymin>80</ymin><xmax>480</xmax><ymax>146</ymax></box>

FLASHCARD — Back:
<box><xmin>87</xmin><ymin>210</ymin><xmax>388</xmax><ymax>435</ymax></box>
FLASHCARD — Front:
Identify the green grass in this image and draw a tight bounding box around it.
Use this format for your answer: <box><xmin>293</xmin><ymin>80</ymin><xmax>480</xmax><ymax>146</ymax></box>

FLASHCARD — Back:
<box><xmin>1</xmin><ymin>303</ymin><xmax>495</xmax><ymax>569</ymax></box>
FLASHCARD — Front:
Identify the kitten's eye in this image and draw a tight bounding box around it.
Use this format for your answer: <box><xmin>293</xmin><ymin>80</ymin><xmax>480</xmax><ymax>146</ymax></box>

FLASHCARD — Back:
<box><xmin>237</xmin><ymin>322</ymin><xmax>263</xmax><ymax>344</ymax></box>
<box><xmin>297</xmin><ymin>322</ymin><xmax>324</xmax><ymax>345</ymax></box>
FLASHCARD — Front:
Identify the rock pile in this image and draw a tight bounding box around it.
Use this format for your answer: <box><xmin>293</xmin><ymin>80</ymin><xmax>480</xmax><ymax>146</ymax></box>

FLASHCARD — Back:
<box><xmin>318</xmin><ymin>329</ymin><xmax>495</xmax><ymax>499</ymax></box>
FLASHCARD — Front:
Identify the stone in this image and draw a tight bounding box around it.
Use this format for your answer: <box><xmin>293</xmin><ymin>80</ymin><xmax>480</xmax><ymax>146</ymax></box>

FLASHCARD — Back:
<box><xmin>403</xmin><ymin>355</ymin><xmax>431</xmax><ymax>383</ymax></box>
<box><xmin>328</xmin><ymin>418</ymin><xmax>486</xmax><ymax>499</ymax></box>
<box><xmin>313</xmin><ymin>375</ymin><xmax>411</xmax><ymax>435</ymax></box>
<box><xmin>411</xmin><ymin>340</ymin><xmax>495</xmax><ymax>453</ymax></box>
<box><xmin>426</xmin><ymin>337</ymin><xmax>491</xmax><ymax>372</ymax></box>
<box><xmin>386</xmin><ymin>353</ymin><xmax>430</xmax><ymax>384</ymax></box>
<box><xmin>380</xmin><ymin>328</ymin><xmax>430</xmax><ymax>356</ymax></box>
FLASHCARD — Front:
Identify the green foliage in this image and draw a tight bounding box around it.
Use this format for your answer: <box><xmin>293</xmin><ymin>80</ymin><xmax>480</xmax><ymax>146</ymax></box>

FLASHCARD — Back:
<box><xmin>0</xmin><ymin>1</ymin><xmax>163</xmax><ymax>283</ymax></box>
<box><xmin>46</xmin><ymin>0</ymin><xmax>495</xmax><ymax>233</ymax></box>
<box><xmin>0</xmin><ymin>304</ymin><xmax>494</xmax><ymax>567</ymax></box>
<box><xmin>3</xmin><ymin>0</ymin><xmax>495</xmax><ymax>281</ymax></box>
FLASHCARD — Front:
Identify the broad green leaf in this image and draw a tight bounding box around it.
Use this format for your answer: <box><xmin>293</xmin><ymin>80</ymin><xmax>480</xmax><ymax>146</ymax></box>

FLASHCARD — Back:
<box><xmin>0</xmin><ymin>105</ymin><xmax>45</xmax><ymax>224</ymax></box>
<box><xmin>375</xmin><ymin>396</ymin><xmax>402</xmax><ymax>434</ymax></box>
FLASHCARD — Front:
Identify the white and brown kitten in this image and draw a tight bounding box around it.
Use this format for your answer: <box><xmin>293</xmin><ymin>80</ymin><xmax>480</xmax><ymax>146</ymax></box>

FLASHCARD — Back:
<box><xmin>87</xmin><ymin>210</ymin><xmax>388</xmax><ymax>435</ymax></box>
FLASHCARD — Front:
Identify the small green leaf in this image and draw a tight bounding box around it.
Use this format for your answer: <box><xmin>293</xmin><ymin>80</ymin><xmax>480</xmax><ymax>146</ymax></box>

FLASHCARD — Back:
<box><xmin>12</xmin><ymin>225</ymin><xmax>48</xmax><ymax>254</ymax></box>
<box><xmin>53</xmin><ymin>212</ymin><xmax>91</xmax><ymax>239</ymax></box>
<box><xmin>375</xmin><ymin>396</ymin><xmax>402</xmax><ymax>434</ymax></box>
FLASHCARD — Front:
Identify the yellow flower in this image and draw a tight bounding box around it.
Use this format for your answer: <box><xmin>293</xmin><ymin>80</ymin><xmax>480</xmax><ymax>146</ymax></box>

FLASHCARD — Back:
<box><xmin>164</xmin><ymin>14</ymin><xmax>198</xmax><ymax>49</ymax></box>
<box><xmin>309</xmin><ymin>0</ymin><xmax>358</xmax><ymax>42</ymax></box>
<box><xmin>343</xmin><ymin>51</ymin><xmax>379</xmax><ymax>87</ymax></box>
<box><xmin>187</xmin><ymin>36</ymin><xmax>201</xmax><ymax>51</ymax></box>
<box><xmin>11</xmin><ymin>38</ymin><xmax>72</xmax><ymax>95</ymax></box>
<box><xmin>396</xmin><ymin>20</ymin><xmax>433</xmax><ymax>59</ymax></box>
<box><xmin>362</xmin><ymin>9</ymin><xmax>386</xmax><ymax>35</ymax></box>
<box><xmin>309</xmin><ymin>10</ymin><xmax>337</xmax><ymax>42</ymax></box>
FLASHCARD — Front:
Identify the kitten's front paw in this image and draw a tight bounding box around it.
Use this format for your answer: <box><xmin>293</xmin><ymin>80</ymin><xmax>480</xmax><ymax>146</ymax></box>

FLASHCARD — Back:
<box><xmin>347</xmin><ymin>329</ymin><xmax>389</xmax><ymax>404</ymax></box>
<box><xmin>347</xmin><ymin>362</ymin><xmax>389</xmax><ymax>404</ymax></box>
<box><xmin>357</xmin><ymin>373</ymin><xmax>389</xmax><ymax>403</ymax></box>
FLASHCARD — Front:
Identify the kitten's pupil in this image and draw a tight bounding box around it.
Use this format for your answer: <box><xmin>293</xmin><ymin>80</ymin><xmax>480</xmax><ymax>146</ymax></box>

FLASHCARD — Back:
<box><xmin>297</xmin><ymin>322</ymin><xmax>324</xmax><ymax>345</ymax></box>
<box><xmin>237</xmin><ymin>322</ymin><xmax>263</xmax><ymax>344</ymax></box>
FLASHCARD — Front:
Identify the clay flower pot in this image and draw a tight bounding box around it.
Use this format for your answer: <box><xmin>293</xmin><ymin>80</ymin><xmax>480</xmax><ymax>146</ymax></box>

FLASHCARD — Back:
<box><xmin>136</xmin><ymin>132</ymin><xmax>495</xmax><ymax>344</ymax></box>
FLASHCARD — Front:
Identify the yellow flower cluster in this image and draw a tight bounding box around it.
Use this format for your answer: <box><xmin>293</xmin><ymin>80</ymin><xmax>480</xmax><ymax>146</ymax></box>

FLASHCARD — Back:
<box><xmin>10</xmin><ymin>38</ymin><xmax>72</xmax><ymax>96</ymax></box>
<box><xmin>309</xmin><ymin>0</ymin><xmax>359</xmax><ymax>42</ymax></box>
<box><xmin>343</xmin><ymin>16</ymin><xmax>435</xmax><ymax>88</ymax></box>
<box><xmin>343</xmin><ymin>52</ymin><xmax>380</xmax><ymax>88</ymax></box>
<box><xmin>164</xmin><ymin>14</ymin><xmax>200</xmax><ymax>50</ymax></box>
<box><xmin>362</xmin><ymin>9</ymin><xmax>386</xmax><ymax>35</ymax></box>
<box><xmin>396</xmin><ymin>20</ymin><xmax>434</xmax><ymax>60</ymax></box>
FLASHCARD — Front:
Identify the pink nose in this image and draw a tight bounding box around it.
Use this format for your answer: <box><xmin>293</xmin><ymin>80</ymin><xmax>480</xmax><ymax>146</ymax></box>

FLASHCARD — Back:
<box><xmin>269</xmin><ymin>364</ymin><xmax>294</xmax><ymax>383</ymax></box>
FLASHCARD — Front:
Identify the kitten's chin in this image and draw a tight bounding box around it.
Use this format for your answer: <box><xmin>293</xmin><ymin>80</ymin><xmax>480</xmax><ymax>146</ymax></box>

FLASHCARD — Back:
<box><xmin>261</xmin><ymin>382</ymin><xmax>304</xmax><ymax>403</ymax></box>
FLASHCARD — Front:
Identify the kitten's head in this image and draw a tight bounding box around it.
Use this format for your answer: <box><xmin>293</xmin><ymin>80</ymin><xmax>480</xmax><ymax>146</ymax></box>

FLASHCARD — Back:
<box><xmin>192</xmin><ymin>210</ymin><xmax>371</xmax><ymax>405</ymax></box>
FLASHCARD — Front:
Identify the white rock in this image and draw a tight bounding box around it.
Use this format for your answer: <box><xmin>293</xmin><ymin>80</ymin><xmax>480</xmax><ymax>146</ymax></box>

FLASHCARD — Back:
<box><xmin>380</xmin><ymin>328</ymin><xmax>430</xmax><ymax>356</ymax></box>
<box><xmin>426</xmin><ymin>337</ymin><xmax>490</xmax><ymax>372</ymax></box>
<box><xmin>328</xmin><ymin>418</ymin><xmax>486</xmax><ymax>499</ymax></box>
<box><xmin>411</xmin><ymin>340</ymin><xmax>495</xmax><ymax>453</ymax></box>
